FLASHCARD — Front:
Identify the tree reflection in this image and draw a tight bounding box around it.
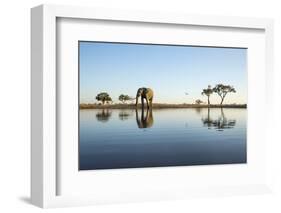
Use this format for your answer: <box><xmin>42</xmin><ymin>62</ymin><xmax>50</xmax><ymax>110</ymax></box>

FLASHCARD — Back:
<box><xmin>95</xmin><ymin>109</ymin><xmax>112</xmax><ymax>122</ymax></box>
<box><xmin>136</xmin><ymin>108</ymin><xmax>154</xmax><ymax>128</ymax></box>
<box><xmin>195</xmin><ymin>107</ymin><xmax>203</xmax><ymax>115</ymax></box>
<box><xmin>119</xmin><ymin>110</ymin><xmax>133</xmax><ymax>121</ymax></box>
<box><xmin>202</xmin><ymin>108</ymin><xmax>236</xmax><ymax>131</ymax></box>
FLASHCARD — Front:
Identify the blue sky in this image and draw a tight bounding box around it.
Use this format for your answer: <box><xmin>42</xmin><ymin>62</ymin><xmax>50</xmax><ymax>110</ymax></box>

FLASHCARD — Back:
<box><xmin>79</xmin><ymin>42</ymin><xmax>247</xmax><ymax>104</ymax></box>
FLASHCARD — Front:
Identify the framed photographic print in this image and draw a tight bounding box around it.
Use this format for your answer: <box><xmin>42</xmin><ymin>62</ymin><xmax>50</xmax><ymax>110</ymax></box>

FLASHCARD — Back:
<box><xmin>31</xmin><ymin>4</ymin><xmax>274</xmax><ymax>208</ymax></box>
<box><xmin>78</xmin><ymin>41</ymin><xmax>247</xmax><ymax>170</ymax></box>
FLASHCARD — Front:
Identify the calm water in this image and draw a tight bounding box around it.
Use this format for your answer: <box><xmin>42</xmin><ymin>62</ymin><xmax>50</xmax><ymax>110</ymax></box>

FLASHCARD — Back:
<box><xmin>79</xmin><ymin>108</ymin><xmax>247</xmax><ymax>170</ymax></box>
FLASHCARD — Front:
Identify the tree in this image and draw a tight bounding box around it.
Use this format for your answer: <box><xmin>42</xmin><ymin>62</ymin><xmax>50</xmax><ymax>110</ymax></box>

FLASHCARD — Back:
<box><xmin>105</xmin><ymin>97</ymin><xmax>112</xmax><ymax>104</ymax></box>
<box><xmin>95</xmin><ymin>92</ymin><xmax>112</xmax><ymax>105</ymax></box>
<box><xmin>119</xmin><ymin>94</ymin><xmax>131</xmax><ymax>104</ymax></box>
<box><xmin>201</xmin><ymin>85</ymin><xmax>213</xmax><ymax>105</ymax></box>
<box><xmin>195</xmin><ymin>99</ymin><xmax>203</xmax><ymax>105</ymax></box>
<box><xmin>213</xmin><ymin>84</ymin><xmax>236</xmax><ymax>105</ymax></box>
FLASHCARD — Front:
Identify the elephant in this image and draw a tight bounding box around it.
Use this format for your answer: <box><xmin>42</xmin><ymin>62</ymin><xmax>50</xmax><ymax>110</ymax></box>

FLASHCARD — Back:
<box><xmin>135</xmin><ymin>87</ymin><xmax>154</xmax><ymax>109</ymax></box>
<box><xmin>135</xmin><ymin>108</ymin><xmax>154</xmax><ymax>128</ymax></box>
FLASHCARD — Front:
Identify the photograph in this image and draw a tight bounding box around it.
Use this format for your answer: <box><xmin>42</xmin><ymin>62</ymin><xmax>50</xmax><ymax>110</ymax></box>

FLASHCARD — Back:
<box><xmin>79</xmin><ymin>41</ymin><xmax>247</xmax><ymax>170</ymax></box>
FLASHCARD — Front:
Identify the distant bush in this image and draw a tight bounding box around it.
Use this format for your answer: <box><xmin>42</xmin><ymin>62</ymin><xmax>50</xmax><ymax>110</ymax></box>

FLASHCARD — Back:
<box><xmin>195</xmin><ymin>99</ymin><xmax>203</xmax><ymax>105</ymax></box>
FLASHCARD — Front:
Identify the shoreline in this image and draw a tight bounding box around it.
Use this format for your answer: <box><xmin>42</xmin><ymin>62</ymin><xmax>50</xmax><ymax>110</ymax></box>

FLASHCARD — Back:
<box><xmin>80</xmin><ymin>103</ymin><xmax>247</xmax><ymax>109</ymax></box>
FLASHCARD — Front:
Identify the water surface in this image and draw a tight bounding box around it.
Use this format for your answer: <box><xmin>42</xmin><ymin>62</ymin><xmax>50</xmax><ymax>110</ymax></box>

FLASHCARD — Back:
<box><xmin>79</xmin><ymin>108</ymin><xmax>246</xmax><ymax>170</ymax></box>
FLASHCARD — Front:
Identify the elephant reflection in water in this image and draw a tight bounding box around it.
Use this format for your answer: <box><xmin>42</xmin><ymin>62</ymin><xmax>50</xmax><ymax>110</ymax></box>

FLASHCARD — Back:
<box><xmin>95</xmin><ymin>109</ymin><xmax>112</xmax><ymax>122</ymax></box>
<box><xmin>202</xmin><ymin>108</ymin><xmax>236</xmax><ymax>131</ymax></box>
<box><xmin>135</xmin><ymin>108</ymin><xmax>154</xmax><ymax>128</ymax></box>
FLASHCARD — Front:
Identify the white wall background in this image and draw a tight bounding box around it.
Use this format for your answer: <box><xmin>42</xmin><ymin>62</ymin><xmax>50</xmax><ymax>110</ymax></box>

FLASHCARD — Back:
<box><xmin>0</xmin><ymin>0</ymin><xmax>280</xmax><ymax>212</ymax></box>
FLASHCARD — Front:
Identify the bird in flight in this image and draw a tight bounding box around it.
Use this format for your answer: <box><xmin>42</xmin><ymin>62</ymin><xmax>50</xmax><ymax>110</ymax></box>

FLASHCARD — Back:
<box><xmin>185</xmin><ymin>92</ymin><xmax>189</xmax><ymax>95</ymax></box>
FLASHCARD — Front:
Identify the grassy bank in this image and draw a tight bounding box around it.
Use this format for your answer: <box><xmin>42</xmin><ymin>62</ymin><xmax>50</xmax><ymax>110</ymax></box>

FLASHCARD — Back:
<box><xmin>80</xmin><ymin>103</ymin><xmax>247</xmax><ymax>109</ymax></box>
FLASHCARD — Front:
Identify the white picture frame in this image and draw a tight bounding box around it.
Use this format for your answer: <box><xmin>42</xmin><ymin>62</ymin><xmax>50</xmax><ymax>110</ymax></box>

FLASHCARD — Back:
<box><xmin>31</xmin><ymin>4</ymin><xmax>274</xmax><ymax>208</ymax></box>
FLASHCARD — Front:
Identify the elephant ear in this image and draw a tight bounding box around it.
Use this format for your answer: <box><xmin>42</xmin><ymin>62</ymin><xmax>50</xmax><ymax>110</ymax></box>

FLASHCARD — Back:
<box><xmin>143</xmin><ymin>88</ymin><xmax>148</xmax><ymax>94</ymax></box>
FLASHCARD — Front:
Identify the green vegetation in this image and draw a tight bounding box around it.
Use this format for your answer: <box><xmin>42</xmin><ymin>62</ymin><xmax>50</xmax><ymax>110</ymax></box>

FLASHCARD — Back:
<box><xmin>201</xmin><ymin>84</ymin><xmax>236</xmax><ymax>106</ymax></box>
<box><xmin>85</xmin><ymin>84</ymin><xmax>240</xmax><ymax>109</ymax></box>
<box><xmin>201</xmin><ymin>85</ymin><xmax>213</xmax><ymax>105</ymax></box>
<box><xmin>80</xmin><ymin>103</ymin><xmax>246</xmax><ymax>109</ymax></box>
<box><xmin>213</xmin><ymin>84</ymin><xmax>236</xmax><ymax>105</ymax></box>
<box><xmin>118</xmin><ymin>94</ymin><xmax>132</xmax><ymax>104</ymax></box>
<box><xmin>195</xmin><ymin>99</ymin><xmax>204</xmax><ymax>105</ymax></box>
<box><xmin>95</xmin><ymin>92</ymin><xmax>112</xmax><ymax>105</ymax></box>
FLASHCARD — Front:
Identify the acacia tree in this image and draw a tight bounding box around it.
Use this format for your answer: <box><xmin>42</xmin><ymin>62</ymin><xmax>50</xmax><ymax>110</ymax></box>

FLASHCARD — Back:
<box><xmin>106</xmin><ymin>97</ymin><xmax>112</xmax><ymax>104</ymax></box>
<box><xmin>195</xmin><ymin>99</ymin><xmax>203</xmax><ymax>105</ymax></box>
<box><xmin>119</xmin><ymin>94</ymin><xmax>131</xmax><ymax>104</ymax></box>
<box><xmin>201</xmin><ymin>85</ymin><xmax>213</xmax><ymax>105</ymax></box>
<box><xmin>213</xmin><ymin>84</ymin><xmax>236</xmax><ymax>105</ymax></box>
<box><xmin>95</xmin><ymin>92</ymin><xmax>112</xmax><ymax>105</ymax></box>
